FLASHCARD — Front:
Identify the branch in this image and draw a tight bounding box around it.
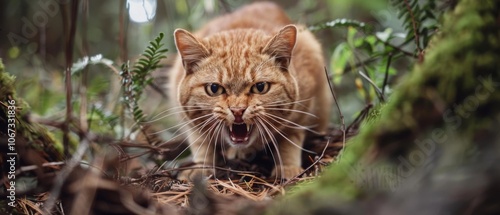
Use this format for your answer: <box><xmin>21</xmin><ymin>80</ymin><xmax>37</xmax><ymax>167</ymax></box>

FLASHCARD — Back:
<box><xmin>403</xmin><ymin>0</ymin><xmax>423</xmax><ymax>61</ymax></box>
<box><xmin>324</xmin><ymin>67</ymin><xmax>346</xmax><ymax>162</ymax></box>
<box><xmin>381</xmin><ymin>52</ymin><xmax>393</xmax><ymax>96</ymax></box>
<box><xmin>62</xmin><ymin>0</ymin><xmax>80</xmax><ymax>158</ymax></box>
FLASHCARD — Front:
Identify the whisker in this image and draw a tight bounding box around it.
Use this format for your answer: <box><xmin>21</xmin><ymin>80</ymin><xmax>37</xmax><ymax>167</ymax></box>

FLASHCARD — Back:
<box><xmin>207</xmin><ymin>121</ymin><xmax>224</xmax><ymax>178</ymax></box>
<box><xmin>158</xmin><ymin>116</ymin><xmax>219</xmax><ymax>170</ymax></box>
<box><xmin>253</xmin><ymin>120</ymin><xmax>268</xmax><ymax>152</ymax></box>
<box><xmin>170</xmin><ymin>117</ymin><xmax>217</xmax><ymax>174</ymax></box>
<box><xmin>263</xmin><ymin>99</ymin><xmax>292</xmax><ymax>106</ymax></box>
<box><xmin>151</xmin><ymin>113</ymin><xmax>213</xmax><ymax>135</ymax></box>
<box><xmin>214</xmin><ymin>122</ymin><xmax>227</xmax><ymax>164</ymax></box>
<box><xmin>197</xmin><ymin>120</ymin><xmax>222</xmax><ymax>178</ymax></box>
<box><xmin>263</xmin><ymin>107</ymin><xmax>318</xmax><ymax>118</ymax></box>
<box><xmin>262</xmin><ymin>98</ymin><xmax>314</xmax><ymax>108</ymax></box>
<box><xmin>148</xmin><ymin>105</ymin><xmax>210</xmax><ymax>120</ymax></box>
<box><xmin>126</xmin><ymin>105</ymin><xmax>212</xmax><ymax>135</ymax></box>
<box><xmin>262</xmin><ymin>112</ymin><xmax>320</xmax><ymax>135</ymax></box>
<box><xmin>145</xmin><ymin>107</ymin><xmax>212</xmax><ymax>124</ymax></box>
<box><xmin>254</xmin><ymin>119</ymin><xmax>279</xmax><ymax>172</ymax></box>
<box><xmin>255</xmin><ymin>117</ymin><xmax>283</xmax><ymax>183</ymax></box>
<box><xmin>156</xmin><ymin>114</ymin><xmax>215</xmax><ymax>152</ymax></box>
<box><xmin>258</xmin><ymin>115</ymin><xmax>316</xmax><ymax>154</ymax></box>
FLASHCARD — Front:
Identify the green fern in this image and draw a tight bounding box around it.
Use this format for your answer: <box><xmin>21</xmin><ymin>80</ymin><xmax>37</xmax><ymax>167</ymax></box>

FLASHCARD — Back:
<box><xmin>391</xmin><ymin>0</ymin><xmax>440</xmax><ymax>52</ymax></box>
<box><xmin>130</xmin><ymin>33</ymin><xmax>168</xmax><ymax>100</ymax></box>
<box><xmin>88</xmin><ymin>105</ymin><xmax>119</xmax><ymax>132</ymax></box>
<box><xmin>120</xmin><ymin>33</ymin><xmax>168</xmax><ymax>124</ymax></box>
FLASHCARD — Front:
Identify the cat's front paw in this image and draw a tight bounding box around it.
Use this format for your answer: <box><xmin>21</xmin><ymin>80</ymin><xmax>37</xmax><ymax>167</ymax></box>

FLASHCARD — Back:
<box><xmin>271</xmin><ymin>165</ymin><xmax>304</xmax><ymax>180</ymax></box>
<box><xmin>177</xmin><ymin>166</ymin><xmax>214</xmax><ymax>181</ymax></box>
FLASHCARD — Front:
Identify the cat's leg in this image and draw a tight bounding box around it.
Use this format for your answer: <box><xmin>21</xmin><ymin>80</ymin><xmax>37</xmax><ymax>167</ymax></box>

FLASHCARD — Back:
<box><xmin>177</xmin><ymin>134</ymin><xmax>216</xmax><ymax>181</ymax></box>
<box><xmin>271</xmin><ymin>130</ymin><xmax>305</xmax><ymax>179</ymax></box>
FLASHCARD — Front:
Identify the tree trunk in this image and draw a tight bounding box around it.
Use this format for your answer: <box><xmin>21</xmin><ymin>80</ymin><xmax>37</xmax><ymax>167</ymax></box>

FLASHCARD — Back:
<box><xmin>267</xmin><ymin>0</ymin><xmax>500</xmax><ymax>214</ymax></box>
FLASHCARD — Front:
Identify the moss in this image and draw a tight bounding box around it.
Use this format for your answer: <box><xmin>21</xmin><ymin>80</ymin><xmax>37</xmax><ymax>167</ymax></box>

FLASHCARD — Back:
<box><xmin>268</xmin><ymin>0</ymin><xmax>500</xmax><ymax>213</ymax></box>
<box><xmin>0</xmin><ymin>59</ymin><xmax>64</xmax><ymax>162</ymax></box>
<box><xmin>0</xmin><ymin>59</ymin><xmax>16</xmax><ymax>100</ymax></box>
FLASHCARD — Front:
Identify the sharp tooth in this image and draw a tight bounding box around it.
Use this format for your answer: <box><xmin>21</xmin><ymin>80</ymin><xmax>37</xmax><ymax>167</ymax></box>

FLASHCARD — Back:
<box><xmin>246</xmin><ymin>124</ymin><xmax>250</xmax><ymax>132</ymax></box>
<box><xmin>229</xmin><ymin>125</ymin><xmax>233</xmax><ymax>132</ymax></box>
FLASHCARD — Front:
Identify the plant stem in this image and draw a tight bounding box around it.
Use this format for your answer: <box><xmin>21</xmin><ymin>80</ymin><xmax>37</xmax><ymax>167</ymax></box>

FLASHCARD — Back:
<box><xmin>403</xmin><ymin>0</ymin><xmax>423</xmax><ymax>60</ymax></box>
<box><xmin>381</xmin><ymin>52</ymin><xmax>393</xmax><ymax>96</ymax></box>
<box><xmin>62</xmin><ymin>0</ymin><xmax>80</xmax><ymax>158</ymax></box>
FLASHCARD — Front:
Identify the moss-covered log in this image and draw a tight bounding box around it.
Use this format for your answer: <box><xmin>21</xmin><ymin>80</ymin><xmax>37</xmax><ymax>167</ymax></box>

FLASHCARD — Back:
<box><xmin>267</xmin><ymin>0</ymin><xmax>500</xmax><ymax>214</ymax></box>
<box><xmin>0</xmin><ymin>59</ymin><xmax>63</xmax><ymax>179</ymax></box>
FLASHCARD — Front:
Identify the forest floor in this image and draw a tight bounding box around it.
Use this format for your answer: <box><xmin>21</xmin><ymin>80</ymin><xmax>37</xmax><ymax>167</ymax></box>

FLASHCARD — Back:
<box><xmin>6</xmin><ymin>104</ymin><xmax>370</xmax><ymax>215</ymax></box>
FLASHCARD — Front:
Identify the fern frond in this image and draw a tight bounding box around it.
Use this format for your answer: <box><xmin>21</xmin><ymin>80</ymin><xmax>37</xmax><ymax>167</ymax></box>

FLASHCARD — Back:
<box><xmin>119</xmin><ymin>32</ymin><xmax>168</xmax><ymax>125</ymax></box>
<box><xmin>130</xmin><ymin>33</ymin><xmax>168</xmax><ymax>103</ymax></box>
<box><xmin>391</xmin><ymin>0</ymin><xmax>440</xmax><ymax>57</ymax></box>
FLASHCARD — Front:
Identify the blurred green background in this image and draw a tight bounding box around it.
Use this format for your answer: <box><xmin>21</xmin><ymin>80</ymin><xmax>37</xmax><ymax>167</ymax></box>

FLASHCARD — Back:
<box><xmin>0</xmin><ymin>0</ymin><xmax>431</xmax><ymax>132</ymax></box>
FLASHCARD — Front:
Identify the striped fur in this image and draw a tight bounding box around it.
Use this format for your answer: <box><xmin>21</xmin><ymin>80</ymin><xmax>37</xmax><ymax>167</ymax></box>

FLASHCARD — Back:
<box><xmin>169</xmin><ymin>2</ymin><xmax>332</xmax><ymax>180</ymax></box>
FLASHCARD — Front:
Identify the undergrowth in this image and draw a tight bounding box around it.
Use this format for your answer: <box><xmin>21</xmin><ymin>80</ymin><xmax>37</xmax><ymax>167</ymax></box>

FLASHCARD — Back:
<box><xmin>120</xmin><ymin>32</ymin><xmax>168</xmax><ymax>127</ymax></box>
<box><xmin>0</xmin><ymin>0</ymin><xmax>459</xmax><ymax>214</ymax></box>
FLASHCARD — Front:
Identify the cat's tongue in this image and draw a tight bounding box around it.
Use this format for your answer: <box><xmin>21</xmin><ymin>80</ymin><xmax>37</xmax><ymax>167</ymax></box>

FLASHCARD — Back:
<box><xmin>229</xmin><ymin>124</ymin><xmax>251</xmax><ymax>144</ymax></box>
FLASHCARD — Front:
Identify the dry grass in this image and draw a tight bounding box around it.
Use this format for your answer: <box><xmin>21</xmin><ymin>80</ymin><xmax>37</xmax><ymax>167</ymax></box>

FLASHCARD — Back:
<box><xmin>2</xmin><ymin>104</ymin><xmax>370</xmax><ymax>215</ymax></box>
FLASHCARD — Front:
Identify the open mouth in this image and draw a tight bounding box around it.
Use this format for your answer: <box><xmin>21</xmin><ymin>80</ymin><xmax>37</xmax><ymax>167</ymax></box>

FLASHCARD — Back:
<box><xmin>228</xmin><ymin>123</ymin><xmax>253</xmax><ymax>145</ymax></box>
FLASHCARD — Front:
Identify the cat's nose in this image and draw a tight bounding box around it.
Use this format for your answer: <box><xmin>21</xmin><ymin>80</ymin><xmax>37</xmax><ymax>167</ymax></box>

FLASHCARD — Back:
<box><xmin>230</xmin><ymin>107</ymin><xmax>246</xmax><ymax>124</ymax></box>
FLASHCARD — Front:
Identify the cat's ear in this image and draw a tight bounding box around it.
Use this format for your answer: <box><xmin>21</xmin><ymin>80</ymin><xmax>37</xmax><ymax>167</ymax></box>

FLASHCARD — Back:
<box><xmin>262</xmin><ymin>25</ymin><xmax>297</xmax><ymax>70</ymax></box>
<box><xmin>174</xmin><ymin>29</ymin><xmax>210</xmax><ymax>73</ymax></box>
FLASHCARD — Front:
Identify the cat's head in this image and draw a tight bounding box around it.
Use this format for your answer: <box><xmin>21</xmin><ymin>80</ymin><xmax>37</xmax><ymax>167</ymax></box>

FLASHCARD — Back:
<box><xmin>173</xmin><ymin>25</ymin><xmax>299</xmax><ymax>148</ymax></box>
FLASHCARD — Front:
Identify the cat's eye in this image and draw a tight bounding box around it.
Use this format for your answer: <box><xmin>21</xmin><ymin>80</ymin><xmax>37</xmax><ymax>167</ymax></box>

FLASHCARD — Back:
<box><xmin>251</xmin><ymin>82</ymin><xmax>270</xmax><ymax>94</ymax></box>
<box><xmin>205</xmin><ymin>83</ymin><xmax>225</xmax><ymax>96</ymax></box>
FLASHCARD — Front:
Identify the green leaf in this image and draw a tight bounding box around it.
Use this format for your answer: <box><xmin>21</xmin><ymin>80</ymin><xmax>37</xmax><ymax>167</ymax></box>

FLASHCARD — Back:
<box><xmin>397</xmin><ymin>10</ymin><xmax>408</xmax><ymax>19</ymax></box>
<box><xmin>347</xmin><ymin>27</ymin><xmax>358</xmax><ymax>45</ymax></box>
<box><xmin>330</xmin><ymin>43</ymin><xmax>351</xmax><ymax>84</ymax></box>
<box><xmin>144</xmin><ymin>49</ymin><xmax>154</xmax><ymax>57</ymax></box>
<box><xmin>356</xmin><ymin>40</ymin><xmax>374</xmax><ymax>55</ymax></box>
<box><xmin>376</xmin><ymin>28</ymin><xmax>393</xmax><ymax>42</ymax></box>
<box><xmin>411</xmin><ymin>0</ymin><xmax>418</xmax><ymax>8</ymax></box>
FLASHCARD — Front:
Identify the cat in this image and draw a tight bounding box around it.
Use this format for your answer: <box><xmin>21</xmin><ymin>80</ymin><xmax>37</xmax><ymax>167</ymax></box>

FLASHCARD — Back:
<box><xmin>168</xmin><ymin>2</ymin><xmax>332</xmax><ymax>181</ymax></box>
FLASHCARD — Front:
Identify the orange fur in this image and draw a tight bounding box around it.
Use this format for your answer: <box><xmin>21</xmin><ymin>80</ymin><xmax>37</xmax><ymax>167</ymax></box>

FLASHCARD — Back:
<box><xmin>169</xmin><ymin>2</ymin><xmax>332</xmax><ymax>180</ymax></box>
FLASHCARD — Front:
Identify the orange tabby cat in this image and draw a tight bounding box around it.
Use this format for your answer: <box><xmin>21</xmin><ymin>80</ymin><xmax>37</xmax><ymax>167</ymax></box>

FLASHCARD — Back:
<box><xmin>169</xmin><ymin>2</ymin><xmax>332</xmax><ymax>180</ymax></box>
